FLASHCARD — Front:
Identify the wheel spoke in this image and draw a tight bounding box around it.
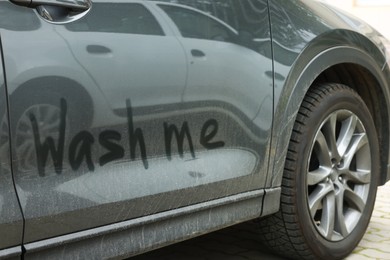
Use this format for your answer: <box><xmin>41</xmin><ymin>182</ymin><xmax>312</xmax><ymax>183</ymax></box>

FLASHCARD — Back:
<box><xmin>322</xmin><ymin>113</ymin><xmax>341</xmax><ymax>161</ymax></box>
<box><xmin>321</xmin><ymin>192</ymin><xmax>336</xmax><ymax>239</ymax></box>
<box><xmin>335</xmin><ymin>187</ymin><xmax>349</xmax><ymax>237</ymax></box>
<box><xmin>308</xmin><ymin>168</ymin><xmax>331</xmax><ymax>185</ymax></box>
<box><xmin>17</xmin><ymin>118</ymin><xmax>32</xmax><ymax>131</ymax></box>
<box><xmin>346</xmin><ymin>170</ymin><xmax>370</xmax><ymax>184</ymax></box>
<box><xmin>309</xmin><ymin>183</ymin><xmax>334</xmax><ymax>216</ymax></box>
<box><xmin>343</xmin><ymin>133</ymin><xmax>368</xmax><ymax>168</ymax></box>
<box><xmin>337</xmin><ymin>114</ymin><xmax>357</xmax><ymax>157</ymax></box>
<box><xmin>313</xmin><ymin>131</ymin><xmax>333</xmax><ymax>167</ymax></box>
<box><xmin>308</xmin><ymin>129</ymin><xmax>334</xmax><ymax>186</ymax></box>
<box><xmin>344</xmin><ymin>186</ymin><xmax>366</xmax><ymax>212</ymax></box>
<box><xmin>342</xmin><ymin>132</ymin><xmax>371</xmax><ymax>185</ymax></box>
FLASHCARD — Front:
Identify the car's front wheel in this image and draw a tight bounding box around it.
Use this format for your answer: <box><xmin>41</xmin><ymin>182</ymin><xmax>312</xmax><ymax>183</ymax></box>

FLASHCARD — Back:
<box><xmin>259</xmin><ymin>83</ymin><xmax>379</xmax><ymax>259</ymax></box>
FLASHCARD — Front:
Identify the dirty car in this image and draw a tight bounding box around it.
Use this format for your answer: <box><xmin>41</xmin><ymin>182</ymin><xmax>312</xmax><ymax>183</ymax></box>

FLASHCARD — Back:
<box><xmin>1</xmin><ymin>0</ymin><xmax>390</xmax><ymax>259</ymax></box>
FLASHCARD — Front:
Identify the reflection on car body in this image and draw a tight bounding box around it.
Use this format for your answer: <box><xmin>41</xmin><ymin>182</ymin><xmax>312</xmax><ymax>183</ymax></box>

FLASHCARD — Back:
<box><xmin>1</xmin><ymin>0</ymin><xmax>390</xmax><ymax>259</ymax></box>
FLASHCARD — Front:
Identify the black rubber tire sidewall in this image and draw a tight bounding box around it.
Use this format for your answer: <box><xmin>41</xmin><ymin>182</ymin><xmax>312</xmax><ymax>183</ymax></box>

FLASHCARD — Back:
<box><xmin>292</xmin><ymin>85</ymin><xmax>379</xmax><ymax>259</ymax></box>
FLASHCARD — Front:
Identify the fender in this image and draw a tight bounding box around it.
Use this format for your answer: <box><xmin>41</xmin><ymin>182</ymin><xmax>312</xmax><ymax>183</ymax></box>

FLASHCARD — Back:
<box><xmin>268</xmin><ymin>31</ymin><xmax>390</xmax><ymax>188</ymax></box>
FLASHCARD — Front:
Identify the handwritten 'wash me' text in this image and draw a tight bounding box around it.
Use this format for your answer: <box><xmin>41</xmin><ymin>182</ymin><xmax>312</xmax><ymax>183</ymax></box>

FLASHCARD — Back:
<box><xmin>29</xmin><ymin>99</ymin><xmax>225</xmax><ymax>176</ymax></box>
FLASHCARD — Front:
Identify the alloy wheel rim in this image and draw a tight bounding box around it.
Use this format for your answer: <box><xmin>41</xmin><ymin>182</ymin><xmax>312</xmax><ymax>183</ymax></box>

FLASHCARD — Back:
<box><xmin>15</xmin><ymin>104</ymin><xmax>66</xmax><ymax>175</ymax></box>
<box><xmin>307</xmin><ymin>109</ymin><xmax>371</xmax><ymax>241</ymax></box>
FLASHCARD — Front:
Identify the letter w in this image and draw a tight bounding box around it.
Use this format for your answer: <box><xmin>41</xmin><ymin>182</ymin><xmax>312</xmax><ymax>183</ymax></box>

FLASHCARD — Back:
<box><xmin>29</xmin><ymin>98</ymin><xmax>66</xmax><ymax>176</ymax></box>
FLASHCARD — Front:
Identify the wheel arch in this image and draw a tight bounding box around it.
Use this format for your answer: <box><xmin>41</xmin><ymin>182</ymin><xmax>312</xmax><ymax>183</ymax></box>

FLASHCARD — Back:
<box><xmin>269</xmin><ymin>44</ymin><xmax>390</xmax><ymax>188</ymax></box>
<box><xmin>314</xmin><ymin>63</ymin><xmax>389</xmax><ymax>185</ymax></box>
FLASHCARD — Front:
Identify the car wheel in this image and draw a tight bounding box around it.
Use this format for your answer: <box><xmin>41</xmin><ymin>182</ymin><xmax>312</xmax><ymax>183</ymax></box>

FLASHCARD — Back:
<box><xmin>258</xmin><ymin>83</ymin><xmax>379</xmax><ymax>259</ymax></box>
<box><xmin>10</xmin><ymin>88</ymin><xmax>78</xmax><ymax>178</ymax></box>
<box><xmin>14</xmin><ymin>102</ymin><xmax>69</xmax><ymax>176</ymax></box>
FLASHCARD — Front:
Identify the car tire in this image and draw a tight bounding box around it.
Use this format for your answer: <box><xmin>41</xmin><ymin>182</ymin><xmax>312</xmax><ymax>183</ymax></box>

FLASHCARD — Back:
<box><xmin>258</xmin><ymin>83</ymin><xmax>379</xmax><ymax>259</ymax></box>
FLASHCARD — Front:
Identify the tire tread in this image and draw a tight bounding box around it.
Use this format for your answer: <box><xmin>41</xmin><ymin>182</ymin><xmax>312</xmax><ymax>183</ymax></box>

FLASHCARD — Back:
<box><xmin>257</xmin><ymin>84</ymin><xmax>365</xmax><ymax>260</ymax></box>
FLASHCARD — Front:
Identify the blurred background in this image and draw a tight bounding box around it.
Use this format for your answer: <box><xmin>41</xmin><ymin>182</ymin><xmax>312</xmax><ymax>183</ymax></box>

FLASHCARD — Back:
<box><xmin>323</xmin><ymin>0</ymin><xmax>390</xmax><ymax>39</ymax></box>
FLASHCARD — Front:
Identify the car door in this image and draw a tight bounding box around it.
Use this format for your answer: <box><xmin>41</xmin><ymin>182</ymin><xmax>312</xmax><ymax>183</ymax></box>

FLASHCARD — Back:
<box><xmin>1</xmin><ymin>0</ymin><xmax>273</xmax><ymax>252</ymax></box>
<box><xmin>0</xmin><ymin>33</ymin><xmax>24</xmax><ymax>258</ymax></box>
<box><xmin>150</xmin><ymin>0</ymin><xmax>274</xmax><ymax>186</ymax></box>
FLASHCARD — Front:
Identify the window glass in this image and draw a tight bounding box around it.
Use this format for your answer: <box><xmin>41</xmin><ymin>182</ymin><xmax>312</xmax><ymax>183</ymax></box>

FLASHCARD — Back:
<box><xmin>66</xmin><ymin>3</ymin><xmax>164</xmax><ymax>36</ymax></box>
<box><xmin>152</xmin><ymin>0</ymin><xmax>270</xmax><ymax>54</ymax></box>
<box><xmin>154</xmin><ymin>0</ymin><xmax>269</xmax><ymax>38</ymax></box>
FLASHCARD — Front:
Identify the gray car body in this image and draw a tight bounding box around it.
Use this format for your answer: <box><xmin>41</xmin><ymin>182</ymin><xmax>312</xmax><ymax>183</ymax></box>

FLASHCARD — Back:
<box><xmin>0</xmin><ymin>0</ymin><xmax>389</xmax><ymax>259</ymax></box>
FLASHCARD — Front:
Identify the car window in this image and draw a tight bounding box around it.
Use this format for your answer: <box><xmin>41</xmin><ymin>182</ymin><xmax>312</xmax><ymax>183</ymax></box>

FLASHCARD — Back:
<box><xmin>65</xmin><ymin>3</ymin><xmax>164</xmax><ymax>36</ymax></box>
<box><xmin>158</xmin><ymin>4</ymin><xmax>234</xmax><ymax>42</ymax></box>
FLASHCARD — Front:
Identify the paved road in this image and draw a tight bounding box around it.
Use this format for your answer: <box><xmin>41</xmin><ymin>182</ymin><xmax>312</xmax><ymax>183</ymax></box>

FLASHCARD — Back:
<box><xmin>133</xmin><ymin>182</ymin><xmax>390</xmax><ymax>260</ymax></box>
<box><xmin>347</xmin><ymin>182</ymin><xmax>390</xmax><ymax>260</ymax></box>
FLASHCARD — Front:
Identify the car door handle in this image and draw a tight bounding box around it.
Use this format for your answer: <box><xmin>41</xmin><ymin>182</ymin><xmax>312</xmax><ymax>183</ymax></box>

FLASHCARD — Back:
<box><xmin>86</xmin><ymin>45</ymin><xmax>112</xmax><ymax>54</ymax></box>
<box><xmin>10</xmin><ymin>0</ymin><xmax>91</xmax><ymax>23</ymax></box>
<box><xmin>191</xmin><ymin>49</ymin><xmax>206</xmax><ymax>58</ymax></box>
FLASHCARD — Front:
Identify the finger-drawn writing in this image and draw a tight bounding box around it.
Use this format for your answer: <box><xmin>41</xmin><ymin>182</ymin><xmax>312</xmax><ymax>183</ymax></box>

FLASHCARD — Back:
<box><xmin>164</xmin><ymin>121</ymin><xmax>195</xmax><ymax>161</ymax></box>
<box><xmin>29</xmin><ymin>98</ymin><xmax>225</xmax><ymax>176</ymax></box>
<box><xmin>29</xmin><ymin>98</ymin><xmax>67</xmax><ymax>176</ymax></box>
